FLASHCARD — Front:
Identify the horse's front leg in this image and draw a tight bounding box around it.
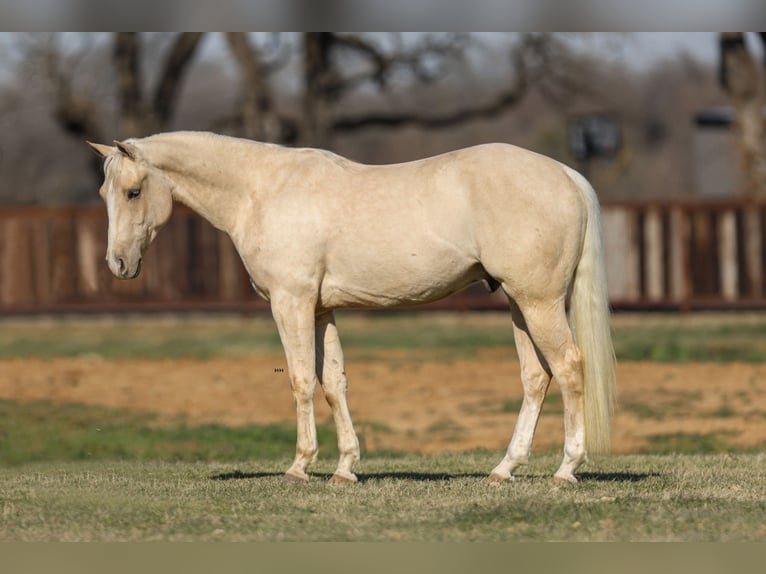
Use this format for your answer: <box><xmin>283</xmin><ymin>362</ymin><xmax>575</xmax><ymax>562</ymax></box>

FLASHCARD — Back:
<box><xmin>271</xmin><ymin>293</ymin><xmax>319</xmax><ymax>483</ymax></box>
<box><xmin>316</xmin><ymin>311</ymin><xmax>360</xmax><ymax>483</ymax></box>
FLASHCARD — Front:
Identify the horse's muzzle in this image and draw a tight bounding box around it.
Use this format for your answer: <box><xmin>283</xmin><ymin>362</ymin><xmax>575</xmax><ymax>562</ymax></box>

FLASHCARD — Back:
<box><xmin>108</xmin><ymin>253</ymin><xmax>143</xmax><ymax>279</ymax></box>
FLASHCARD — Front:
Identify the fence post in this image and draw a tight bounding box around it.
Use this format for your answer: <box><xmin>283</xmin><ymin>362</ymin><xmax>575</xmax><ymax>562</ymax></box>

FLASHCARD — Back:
<box><xmin>743</xmin><ymin>206</ymin><xmax>763</xmax><ymax>298</ymax></box>
<box><xmin>0</xmin><ymin>218</ymin><xmax>33</xmax><ymax>306</ymax></box>
<box><xmin>75</xmin><ymin>215</ymin><xmax>102</xmax><ymax>297</ymax></box>
<box><xmin>602</xmin><ymin>206</ymin><xmax>640</xmax><ymax>303</ymax></box>
<box><xmin>718</xmin><ymin>210</ymin><xmax>739</xmax><ymax>300</ymax></box>
<box><xmin>644</xmin><ymin>208</ymin><xmax>664</xmax><ymax>301</ymax></box>
<box><xmin>668</xmin><ymin>206</ymin><xmax>687</xmax><ymax>306</ymax></box>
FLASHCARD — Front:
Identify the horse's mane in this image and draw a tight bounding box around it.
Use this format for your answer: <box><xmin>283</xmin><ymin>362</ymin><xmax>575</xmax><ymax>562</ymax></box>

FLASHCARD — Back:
<box><xmin>103</xmin><ymin>150</ymin><xmax>123</xmax><ymax>176</ymax></box>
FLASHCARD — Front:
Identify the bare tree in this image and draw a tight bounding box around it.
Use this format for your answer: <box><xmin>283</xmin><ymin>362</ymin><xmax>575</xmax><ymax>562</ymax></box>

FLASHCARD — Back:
<box><xmin>301</xmin><ymin>32</ymin><xmax>474</xmax><ymax>145</ymax></box>
<box><xmin>295</xmin><ymin>33</ymin><xmax>590</xmax><ymax>149</ymax></box>
<box><xmin>719</xmin><ymin>32</ymin><xmax>766</xmax><ymax>198</ymax></box>
<box><xmin>334</xmin><ymin>34</ymin><xmax>571</xmax><ymax>131</ymax></box>
<box><xmin>113</xmin><ymin>32</ymin><xmax>203</xmax><ymax>138</ymax></box>
<box><xmin>2</xmin><ymin>32</ymin><xmax>601</xmax><ymax>204</ymax></box>
<box><xmin>25</xmin><ymin>33</ymin><xmax>202</xmax><ymax>142</ymax></box>
<box><xmin>25</xmin><ymin>33</ymin><xmax>583</xmax><ymax>149</ymax></box>
<box><xmin>18</xmin><ymin>35</ymin><xmax>101</xmax><ymax>139</ymax></box>
<box><xmin>224</xmin><ymin>33</ymin><xmax>292</xmax><ymax>142</ymax></box>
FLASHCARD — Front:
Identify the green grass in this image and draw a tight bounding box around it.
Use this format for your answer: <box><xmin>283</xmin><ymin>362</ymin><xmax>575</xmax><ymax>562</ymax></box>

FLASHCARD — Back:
<box><xmin>0</xmin><ymin>399</ymin><xmax>338</xmax><ymax>466</ymax></box>
<box><xmin>0</xmin><ymin>314</ymin><xmax>283</xmax><ymax>359</ymax></box>
<box><xmin>1</xmin><ymin>453</ymin><xmax>764</xmax><ymax>541</ymax></box>
<box><xmin>0</xmin><ymin>398</ymin><xmax>764</xmax><ymax>541</ymax></box>
<box><xmin>0</xmin><ymin>312</ymin><xmax>515</xmax><ymax>360</ymax></box>
<box><xmin>5</xmin><ymin>311</ymin><xmax>766</xmax><ymax>362</ymax></box>
<box><xmin>641</xmin><ymin>431</ymin><xmax>744</xmax><ymax>454</ymax></box>
<box><xmin>611</xmin><ymin>312</ymin><xmax>766</xmax><ymax>362</ymax></box>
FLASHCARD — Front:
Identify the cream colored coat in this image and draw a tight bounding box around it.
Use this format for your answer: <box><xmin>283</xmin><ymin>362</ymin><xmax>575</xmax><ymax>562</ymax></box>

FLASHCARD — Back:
<box><xmin>89</xmin><ymin>131</ymin><xmax>615</xmax><ymax>484</ymax></box>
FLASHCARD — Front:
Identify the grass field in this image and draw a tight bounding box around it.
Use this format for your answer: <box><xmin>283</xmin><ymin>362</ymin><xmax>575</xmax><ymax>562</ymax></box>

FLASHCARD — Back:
<box><xmin>1</xmin><ymin>311</ymin><xmax>766</xmax><ymax>541</ymax></box>
<box><xmin>5</xmin><ymin>310</ymin><xmax>766</xmax><ymax>361</ymax></box>
<box><xmin>1</xmin><ymin>453</ymin><xmax>764</xmax><ymax>541</ymax></box>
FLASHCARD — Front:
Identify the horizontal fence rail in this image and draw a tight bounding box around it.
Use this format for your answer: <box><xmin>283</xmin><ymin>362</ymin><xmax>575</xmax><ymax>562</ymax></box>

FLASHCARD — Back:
<box><xmin>2</xmin><ymin>200</ymin><xmax>766</xmax><ymax>314</ymax></box>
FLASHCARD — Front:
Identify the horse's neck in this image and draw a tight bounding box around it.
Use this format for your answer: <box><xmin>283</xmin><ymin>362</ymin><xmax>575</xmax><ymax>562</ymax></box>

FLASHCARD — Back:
<box><xmin>146</xmin><ymin>135</ymin><xmax>269</xmax><ymax>235</ymax></box>
<box><xmin>168</xmin><ymin>171</ymin><xmax>243</xmax><ymax>234</ymax></box>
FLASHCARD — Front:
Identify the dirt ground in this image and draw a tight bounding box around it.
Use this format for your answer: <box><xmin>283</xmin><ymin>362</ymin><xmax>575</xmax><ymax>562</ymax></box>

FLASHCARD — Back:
<box><xmin>2</xmin><ymin>349</ymin><xmax>766</xmax><ymax>455</ymax></box>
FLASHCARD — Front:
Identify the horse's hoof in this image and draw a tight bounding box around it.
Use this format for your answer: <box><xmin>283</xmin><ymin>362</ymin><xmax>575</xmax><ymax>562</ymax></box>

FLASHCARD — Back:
<box><xmin>487</xmin><ymin>472</ymin><xmax>513</xmax><ymax>485</ymax></box>
<box><xmin>553</xmin><ymin>473</ymin><xmax>578</xmax><ymax>484</ymax></box>
<box><xmin>329</xmin><ymin>471</ymin><xmax>358</xmax><ymax>484</ymax></box>
<box><xmin>283</xmin><ymin>470</ymin><xmax>309</xmax><ymax>483</ymax></box>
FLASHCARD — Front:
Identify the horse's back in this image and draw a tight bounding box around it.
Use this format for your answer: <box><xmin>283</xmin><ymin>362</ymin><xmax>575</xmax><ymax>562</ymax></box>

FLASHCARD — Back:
<box><xmin>356</xmin><ymin>143</ymin><xmax>587</xmax><ymax>284</ymax></box>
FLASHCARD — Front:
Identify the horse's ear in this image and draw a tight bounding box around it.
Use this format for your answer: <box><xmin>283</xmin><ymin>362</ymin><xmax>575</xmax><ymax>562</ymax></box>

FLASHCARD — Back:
<box><xmin>86</xmin><ymin>141</ymin><xmax>116</xmax><ymax>158</ymax></box>
<box><xmin>114</xmin><ymin>140</ymin><xmax>141</xmax><ymax>161</ymax></box>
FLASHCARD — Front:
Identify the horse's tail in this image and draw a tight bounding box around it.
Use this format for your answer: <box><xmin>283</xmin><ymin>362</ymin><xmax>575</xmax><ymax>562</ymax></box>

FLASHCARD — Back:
<box><xmin>564</xmin><ymin>165</ymin><xmax>616</xmax><ymax>455</ymax></box>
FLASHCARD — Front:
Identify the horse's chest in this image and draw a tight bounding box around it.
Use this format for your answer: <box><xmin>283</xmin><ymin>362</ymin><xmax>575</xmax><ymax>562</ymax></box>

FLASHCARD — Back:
<box><xmin>236</xmin><ymin>247</ymin><xmax>273</xmax><ymax>303</ymax></box>
<box><xmin>248</xmin><ymin>277</ymin><xmax>271</xmax><ymax>302</ymax></box>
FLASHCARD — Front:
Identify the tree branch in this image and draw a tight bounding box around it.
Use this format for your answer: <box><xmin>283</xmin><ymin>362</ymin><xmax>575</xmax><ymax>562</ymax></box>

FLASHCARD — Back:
<box><xmin>331</xmin><ymin>33</ymin><xmax>469</xmax><ymax>93</ymax></box>
<box><xmin>332</xmin><ymin>34</ymin><xmax>389</xmax><ymax>88</ymax></box>
<box><xmin>719</xmin><ymin>32</ymin><xmax>766</xmax><ymax>197</ymax></box>
<box><xmin>333</xmin><ymin>85</ymin><xmax>526</xmax><ymax>132</ymax></box>
<box><xmin>225</xmin><ymin>33</ymin><xmax>290</xmax><ymax>141</ymax></box>
<box><xmin>23</xmin><ymin>35</ymin><xmax>103</xmax><ymax>140</ymax></box>
<box><xmin>333</xmin><ymin>36</ymin><xmax>529</xmax><ymax>132</ymax></box>
<box><xmin>153</xmin><ymin>32</ymin><xmax>204</xmax><ymax>126</ymax></box>
<box><xmin>113</xmin><ymin>32</ymin><xmax>145</xmax><ymax>137</ymax></box>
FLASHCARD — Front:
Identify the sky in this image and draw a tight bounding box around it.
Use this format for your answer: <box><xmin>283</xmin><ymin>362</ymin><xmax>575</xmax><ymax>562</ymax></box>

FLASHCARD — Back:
<box><xmin>0</xmin><ymin>32</ymin><xmax>753</xmax><ymax>86</ymax></box>
<box><xmin>620</xmin><ymin>32</ymin><xmax>720</xmax><ymax>68</ymax></box>
<box><xmin>197</xmin><ymin>32</ymin><xmax>732</xmax><ymax>73</ymax></box>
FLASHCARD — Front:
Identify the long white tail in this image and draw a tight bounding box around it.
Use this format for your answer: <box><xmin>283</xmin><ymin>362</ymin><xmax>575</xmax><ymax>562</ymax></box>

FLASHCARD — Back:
<box><xmin>564</xmin><ymin>166</ymin><xmax>616</xmax><ymax>455</ymax></box>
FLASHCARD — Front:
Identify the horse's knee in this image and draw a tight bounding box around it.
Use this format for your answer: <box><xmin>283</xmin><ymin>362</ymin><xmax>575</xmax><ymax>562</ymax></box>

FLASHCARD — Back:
<box><xmin>290</xmin><ymin>374</ymin><xmax>318</xmax><ymax>404</ymax></box>
<box><xmin>320</xmin><ymin>371</ymin><xmax>348</xmax><ymax>407</ymax></box>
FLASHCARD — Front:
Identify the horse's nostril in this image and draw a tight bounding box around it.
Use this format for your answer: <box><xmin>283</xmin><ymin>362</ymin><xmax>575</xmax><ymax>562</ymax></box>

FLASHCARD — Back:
<box><xmin>117</xmin><ymin>257</ymin><xmax>126</xmax><ymax>274</ymax></box>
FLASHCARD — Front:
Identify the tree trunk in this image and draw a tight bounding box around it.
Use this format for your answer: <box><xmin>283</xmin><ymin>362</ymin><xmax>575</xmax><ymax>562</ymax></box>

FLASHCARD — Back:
<box><xmin>153</xmin><ymin>32</ymin><xmax>204</xmax><ymax>127</ymax></box>
<box><xmin>719</xmin><ymin>32</ymin><xmax>766</xmax><ymax>198</ymax></box>
<box><xmin>114</xmin><ymin>32</ymin><xmax>203</xmax><ymax>139</ymax></box>
<box><xmin>225</xmin><ymin>33</ymin><xmax>281</xmax><ymax>141</ymax></box>
<box><xmin>302</xmin><ymin>33</ymin><xmax>336</xmax><ymax>148</ymax></box>
<box><xmin>114</xmin><ymin>32</ymin><xmax>148</xmax><ymax>138</ymax></box>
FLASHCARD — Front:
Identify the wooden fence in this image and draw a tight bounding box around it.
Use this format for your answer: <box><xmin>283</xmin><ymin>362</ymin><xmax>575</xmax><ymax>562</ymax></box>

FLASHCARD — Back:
<box><xmin>601</xmin><ymin>200</ymin><xmax>766</xmax><ymax>310</ymax></box>
<box><xmin>0</xmin><ymin>205</ymin><xmax>263</xmax><ymax>314</ymax></box>
<box><xmin>2</xmin><ymin>200</ymin><xmax>766</xmax><ymax>314</ymax></box>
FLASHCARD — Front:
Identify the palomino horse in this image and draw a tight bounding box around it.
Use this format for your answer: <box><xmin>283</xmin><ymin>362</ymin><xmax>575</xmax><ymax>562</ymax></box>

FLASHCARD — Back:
<box><xmin>88</xmin><ymin>132</ymin><xmax>615</xmax><ymax>484</ymax></box>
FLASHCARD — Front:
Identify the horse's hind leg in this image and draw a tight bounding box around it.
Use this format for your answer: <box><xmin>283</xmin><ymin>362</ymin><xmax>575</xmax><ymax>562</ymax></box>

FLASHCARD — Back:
<box><xmin>516</xmin><ymin>298</ymin><xmax>587</xmax><ymax>483</ymax></box>
<box><xmin>489</xmin><ymin>301</ymin><xmax>552</xmax><ymax>482</ymax></box>
<box><xmin>315</xmin><ymin>312</ymin><xmax>360</xmax><ymax>484</ymax></box>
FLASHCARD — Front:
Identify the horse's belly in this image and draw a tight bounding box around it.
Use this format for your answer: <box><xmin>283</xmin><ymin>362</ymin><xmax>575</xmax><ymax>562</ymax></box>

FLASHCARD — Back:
<box><xmin>319</xmin><ymin>259</ymin><xmax>485</xmax><ymax>309</ymax></box>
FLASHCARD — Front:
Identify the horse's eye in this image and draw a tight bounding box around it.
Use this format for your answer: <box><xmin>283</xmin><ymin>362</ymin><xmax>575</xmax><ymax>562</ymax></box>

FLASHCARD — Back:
<box><xmin>127</xmin><ymin>188</ymin><xmax>141</xmax><ymax>200</ymax></box>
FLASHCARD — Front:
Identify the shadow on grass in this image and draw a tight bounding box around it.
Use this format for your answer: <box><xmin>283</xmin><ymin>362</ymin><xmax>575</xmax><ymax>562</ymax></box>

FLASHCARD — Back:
<box><xmin>210</xmin><ymin>469</ymin><xmax>662</xmax><ymax>483</ymax></box>
<box><xmin>355</xmin><ymin>471</ymin><xmax>663</xmax><ymax>483</ymax></box>
<box><xmin>209</xmin><ymin>470</ymin><xmax>488</xmax><ymax>482</ymax></box>
<box><xmin>576</xmin><ymin>471</ymin><xmax>662</xmax><ymax>483</ymax></box>
<box><xmin>356</xmin><ymin>472</ymin><xmax>487</xmax><ymax>482</ymax></box>
<box><xmin>210</xmin><ymin>470</ymin><xmax>283</xmax><ymax>481</ymax></box>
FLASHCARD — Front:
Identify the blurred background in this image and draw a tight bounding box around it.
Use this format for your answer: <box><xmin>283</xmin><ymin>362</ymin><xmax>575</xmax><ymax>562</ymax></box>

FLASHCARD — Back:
<box><xmin>2</xmin><ymin>31</ymin><xmax>766</xmax><ymax>485</ymax></box>
<box><xmin>4</xmin><ymin>30</ymin><xmax>766</xmax><ymax>544</ymax></box>
<box><xmin>1</xmin><ymin>32</ymin><xmax>765</xmax><ymax>313</ymax></box>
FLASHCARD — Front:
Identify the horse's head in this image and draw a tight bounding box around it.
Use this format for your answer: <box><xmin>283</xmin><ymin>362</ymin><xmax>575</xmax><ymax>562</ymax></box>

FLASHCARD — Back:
<box><xmin>88</xmin><ymin>140</ymin><xmax>173</xmax><ymax>279</ymax></box>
